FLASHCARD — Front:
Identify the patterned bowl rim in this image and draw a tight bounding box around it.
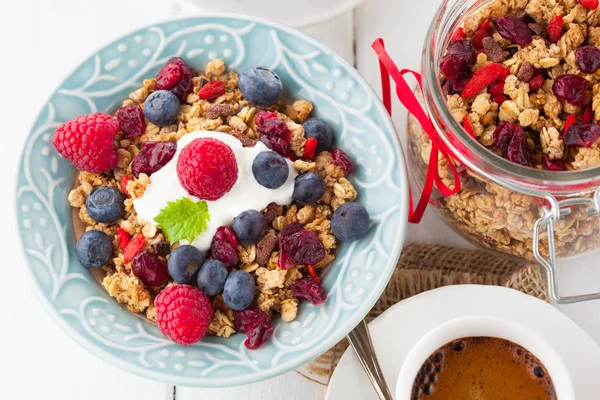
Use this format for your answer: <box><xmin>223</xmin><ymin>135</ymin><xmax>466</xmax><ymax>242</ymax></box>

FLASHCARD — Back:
<box><xmin>16</xmin><ymin>12</ymin><xmax>409</xmax><ymax>386</ymax></box>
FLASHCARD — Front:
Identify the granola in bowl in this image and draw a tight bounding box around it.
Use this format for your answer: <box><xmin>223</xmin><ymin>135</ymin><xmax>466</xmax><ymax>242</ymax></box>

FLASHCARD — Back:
<box><xmin>407</xmin><ymin>0</ymin><xmax>600</xmax><ymax>260</ymax></box>
<box><xmin>55</xmin><ymin>57</ymin><xmax>371</xmax><ymax>348</ymax></box>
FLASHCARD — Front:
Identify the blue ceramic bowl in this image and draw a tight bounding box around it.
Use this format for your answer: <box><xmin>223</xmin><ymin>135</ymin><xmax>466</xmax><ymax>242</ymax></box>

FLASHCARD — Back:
<box><xmin>16</xmin><ymin>14</ymin><xmax>408</xmax><ymax>387</ymax></box>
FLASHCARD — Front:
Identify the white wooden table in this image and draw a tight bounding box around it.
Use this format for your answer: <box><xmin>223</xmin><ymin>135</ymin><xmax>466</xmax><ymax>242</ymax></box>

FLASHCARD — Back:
<box><xmin>2</xmin><ymin>0</ymin><xmax>599</xmax><ymax>399</ymax></box>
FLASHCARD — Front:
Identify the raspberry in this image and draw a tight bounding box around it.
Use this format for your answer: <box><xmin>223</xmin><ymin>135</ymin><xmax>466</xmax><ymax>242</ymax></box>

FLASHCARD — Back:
<box><xmin>177</xmin><ymin>138</ymin><xmax>239</xmax><ymax>200</ymax></box>
<box><xmin>462</xmin><ymin>116</ymin><xmax>476</xmax><ymax>138</ymax></box>
<box><xmin>303</xmin><ymin>137</ymin><xmax>318</xmax><ymax>160</ymax></box>
<box><xmin>117</xmin><ymin>104</ymin><xmax>145</xmax><ymax>138</ymax></box>
<box><xmin>290</xmin><ymin>276</ymin><xmax>327</xmax><ymax>306</ymax></box>
<box><xmin>198</xmin><ymin>80</ymin><xmax>226</xmax><ymax>100</ymax></box>
<box><xmin>548</xmin><ymin>15</ymin><xmax>564</xmax><ymax>43</ymax></box>
<box><xmin>123</xmin><ymin>233</ymin><xmax>145</xmax><ymax>263</ymax></box>
<box><xmin>210</xmin><ymin>226</ymin><xmax>239</xmax><ymax>267</ymax></box>
<box><xmin>331</xmin><ymin>148</ymin><xmax>355</xmax><ymax>175</ymax></box>
<box><xmin>155</xmin><ymin>285</ymin><xmax>214</xmax><ymax>345</ymax></box>
<box><xmin>132</xmin><ymin>142</ymin><xmax>177</xmax><ymax>178</ymax></box>
<box><xmin>117</xmin><ymin>227</ymin><xmax>131</xmax><ymax>250</ymax></box>
<box><xmin>579</xmin><ymin>0</ymin><xmax>599</xmax><ymax>9</ymax></box>
<box><xmin>120</xmin><ymin>176</ymin><xmax>132</xmax><ymax>197</ymax></box>
<box><xmin>528</xmin><ymin>74</ymin><xmax>545</xmax><ymax>92</ymax></box>
<box><xmin>278</xmin><ymin>222</ymin><xmax>325</xmax><ymax>270</ymax></box>
<box><xmin>52</xmin><ymin>113</ymin><xmax>119</xmax><ymax>173</ymax></box>
<box><xmin>461</xmin><ymin>63</ymin><xmax>504</xmax><ymax>98</ymax></box>
<box><xmin>255</xmin><ymin>110</ymin><xmax>292</xmax><ymax>156</ymax></box>
<box><xmin>155</xmin><ymin>57</ymin><xmax>193</xmax><ymax>102</ymax></box>
<box><xmin>132</xmin><ymin>251</ymin><xmax>171</xmax><ymax>287</ymax></box>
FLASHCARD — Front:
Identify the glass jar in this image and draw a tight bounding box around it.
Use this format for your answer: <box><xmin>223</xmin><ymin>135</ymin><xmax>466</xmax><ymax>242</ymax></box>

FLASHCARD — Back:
<box><xmin>407</xmin><ymin>0</ymin><xmax>600</xmax><ymax>302</ymax></box>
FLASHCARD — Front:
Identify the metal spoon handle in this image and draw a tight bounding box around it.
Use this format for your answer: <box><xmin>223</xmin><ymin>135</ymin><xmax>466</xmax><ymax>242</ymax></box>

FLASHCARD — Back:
<box><xmin>347</xmin><ymin>319</ymin><xmax>394</xmax><ymax>400</ymax></box>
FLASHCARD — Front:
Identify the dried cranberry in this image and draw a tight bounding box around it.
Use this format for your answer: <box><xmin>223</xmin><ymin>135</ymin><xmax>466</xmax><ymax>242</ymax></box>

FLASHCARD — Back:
<box><xmin>552</xmin><ymin>75</ymin><xmax>589</xmax><ymax>106</ymax></box>
<box><xmin>132</xmin><ymin>142</ymin><xmax>177</xmax><ymax>178</ymax></box>
<box><xmin>245</xmin><ymin>323</ymin><xmax>275</xmax><ymax>350</ymax></box>
<box><xmin>506</xmin><ymin>130</ymin><xmax>533</xmax><ymax>166</ymax></box>
<box><xmin>488</xmin><ymin>83</ymin><xmax>505</xmax><ymax>98</ymax></box>
<box><xmin>255</xmin><ymin>110</ymin><xmax>292</xmax><ymax>156</ymax></box>
<box><xmin>543</xmin><ymin>154</ymin><xmax>564</xmax><ymax>171</ymax></box>
<box><xmin>234</xmin><ymin>309</ymin><xmax>270</xmax><ymax>333</ymax></box>
<box><xmin>131</xmin><ymin>251</ymin><xmax>171</xmax><ymax>287</ymax></box>
<box><xmin>564</xmin><ymin>122</ymin><xmax>600</xmax><ymax>147</ymax></box>
<box><xmin>278</xmin><ymin>222</ymin><xmax>325</xmax><ymax>270</ymax></box>
<box><xmin>582</xmin><ymin>104</ymin><xmax>595</xmax><ymax>123</ymax></box>
<box><xmin>331</xmin><ymin>148</ymin><xmax>355</xmax><ymax>175</ymax></box>
<box><xmin>493</xmin><ymin>121</ymin><xmax>523</xmax><ymax>152</ymax></box>
<box><xmin>440</xmin><ymin>39</ymin><xmax>476</xmax><ymax>79</ymax></box>
<box><xmin>496</xmin><ymin>16</ymin><xmax>533</xmax><ymax>45</ymax></box>
<box><xmin>575</xmin><ymin>46</ymin><xmax>600</xmax><ymax>73</ymax></box>
<box><xmin>528</xmin><ymin>74</ymin><xmax>545</xmax><ymax>92</ymax></box>
<box><xmin>448</xmin><ymin>74</ymin><xmax>470</xmax><ymax>92</ymax></box>
<box><xmin>290</xmin><ymin>276</ymin><xmax>327</xmax><ymax>306</ymax></box>
<box><xmin>156</xmin><ymin>57</ymin><xmax>193</xmax><ymax>102</ymax></box>
<box><xmin>117</xmin><ymin>104</ymin><xmax>145</xmax><ymax>138</ymax></box>
<box><xmin>211</xmin><ymin>226</ymin><xmax>239</xmax><ymax>267</ymax></box>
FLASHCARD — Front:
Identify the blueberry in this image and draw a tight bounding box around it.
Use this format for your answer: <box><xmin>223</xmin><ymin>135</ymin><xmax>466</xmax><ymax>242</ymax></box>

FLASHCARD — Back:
<box><xmin>331</xmin><ymin>202</ymin><xmax>370</xmax><ymax>241</ymax></box>
<box><xmin>292</xmin><ymin>172</ymin><xmax>326</xmax><ymax>204</ymax></box>
<box><xmin>168</xmin><ymin>245</ymin><xmax>205</xmax><ymax>285</ymax></box>
<box><xmin>252</xmin><ymin>151</ymin><xmax>289</xmax><ymax>189</ymax></box>
<box><xmin>86</xmin><ymin>186</ymin><xmax>125</xmax><ymax>223</ymax></box>
<box><xmin>302</xmin><ymin>118</ymin><xmax>333</xmax><ymax>152</ymax></box>
<box><xmin>233</xmin><ymin>210</ymin><xmax>267</xmax><ymax>244</ymax></box>
<box><xmin>75</xmin><ymin>230</ymin><xmax>113</xmax><ymax>268</ymax></box>
<box><xmin>222</xmin><ymin>270</ymin><xmax>255</xmax><ymax>310</ymax></box>
<box><xmin>239</xmin><ymin>66</ymin><xmax>283</xmax><ymax>107</ymax></box>
<box><xmin>143</xmin><ymin>90</ymin><xmax>180</xmax><ymax>127</ymax></box>
<box><xmin>197</xmin><ymin>259</ymin><xmax>229</xmax><ymax>296</ymax></box>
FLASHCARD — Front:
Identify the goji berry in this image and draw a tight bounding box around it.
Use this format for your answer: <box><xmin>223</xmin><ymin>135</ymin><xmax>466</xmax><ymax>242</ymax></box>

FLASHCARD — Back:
<box><xmin>579</xmin><ymin>0</ymin><xmax>599</xmax><ymax>9</ymax></box>
<box><xmin>564</xmin><ymin>114</ymin><xmax>577</xmax><ymax>133</ymax></box>
<box><xmin>198</xmin><ymin>80</ymin><xmax>225</xmax><ymax>100</ymax></box>
<box><xmin>120</xmin><ymin>176</ymin><xmax>132</xmax><ymax>197</ymax></box>
<box><xmin>124</xmin><ymin>233</ymin><xmax>145</xmax><ymax>264</ymax></box>
<box><xmin>489</xmin><ymin>83</ymin><xmax>505</xmax><ymax>98</ymax></box>
<box><xmin>307</xmin><ymin>265</ymin><xmax>320</xmax><ymax>283</ymax></box>
<box><xmin>496</xmin><ymin>66</ymin><xmax>510</xmax><ymax>84</ymax></box>
<box><xmin>462</xmin><ymin>116</ymin><xmax>477</xmax><ymax>138</ymax></box>
<box><xmin>461</xmin><ymin>63</ymin><xmax>504</xmax><ymax>98</ymax></box>
<box><xmin>548</xmin><ymin>15</ymin><xmax>564</xmax><ymax>43</ymax></box>
<box><xmin>582</xmin><ymin>104</ymin><xmax>594</xmax><ymax>123</ymax></box>
<box><xmin>528</xmin><ymin>74</ymin><xmax>545</xmax><ymax>92</ymax></box>
<box><xmin>117</xmin><ymin>228</ymin><xmax>131</xmax><ymax>250</ymax></box>
<box><xmin>450</xmin><ymin>27</ymin><xmax>466</xmax><ymax>42</ymax></box>
<box><xmin>472</xmin><ymin>20</ymin><xmax>491</xmax><ymax>49</ymax></box>
<box><xmin>303</xmin><ymin>137</ymin><xmax>318</xmax><ymax>160</ymax></box>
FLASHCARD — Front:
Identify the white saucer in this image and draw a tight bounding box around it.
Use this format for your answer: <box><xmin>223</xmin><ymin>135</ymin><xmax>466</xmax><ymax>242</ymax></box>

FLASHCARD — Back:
<box><xmin>326</xmin><ymin>285</ymin><xmax>600</xmax><ymax>400</ymax></box>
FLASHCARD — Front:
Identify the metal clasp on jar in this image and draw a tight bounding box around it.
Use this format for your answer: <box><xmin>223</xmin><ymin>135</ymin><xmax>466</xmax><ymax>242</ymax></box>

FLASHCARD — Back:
<box><xmin>533</xmin><ymin>187</ymin><xmax>600</xmax><ymax>304</ymax></box>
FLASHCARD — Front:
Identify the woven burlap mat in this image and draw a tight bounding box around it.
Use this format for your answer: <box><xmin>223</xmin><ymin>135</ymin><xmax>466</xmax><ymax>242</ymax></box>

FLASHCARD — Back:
<box><xmin>295</xmin><ymin>242</ymin><xmax>548</xmax><ymax>385</ymax></box>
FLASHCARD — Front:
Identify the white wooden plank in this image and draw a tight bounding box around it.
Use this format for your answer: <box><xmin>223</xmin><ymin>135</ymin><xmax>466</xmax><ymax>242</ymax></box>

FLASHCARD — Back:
<box><xmin>301</xmin><ymin>11</ymin><xmax>356</xmax><ymax>65</ymax></box>
<box><xmin>177</xmin><ymin>372</ymin><xmax>325</xmax><ymax>400</ymax></box>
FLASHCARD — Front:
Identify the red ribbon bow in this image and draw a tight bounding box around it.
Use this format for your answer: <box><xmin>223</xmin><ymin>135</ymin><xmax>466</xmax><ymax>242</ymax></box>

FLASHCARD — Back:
<box><xmin>372</xmin><ymin>38</ymin><xmax>461</xmax><ymax>223</ymax></box>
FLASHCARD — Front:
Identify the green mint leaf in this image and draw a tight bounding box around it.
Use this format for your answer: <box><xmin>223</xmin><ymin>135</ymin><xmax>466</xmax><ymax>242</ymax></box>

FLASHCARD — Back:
<box><xmin>154</xmin><ymin>198</ymin><xmax>210</xmax><ymax>244</ymax></box>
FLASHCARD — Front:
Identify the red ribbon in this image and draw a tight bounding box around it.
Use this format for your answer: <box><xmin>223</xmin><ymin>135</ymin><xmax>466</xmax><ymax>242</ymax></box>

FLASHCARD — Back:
<box><xmin>372</xmin><ymin>38</ymin><xmax>461</xmax><ymax>224</ymax></box>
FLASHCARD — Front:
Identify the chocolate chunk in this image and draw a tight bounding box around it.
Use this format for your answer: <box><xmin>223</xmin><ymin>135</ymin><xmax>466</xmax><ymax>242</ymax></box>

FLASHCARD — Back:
<box><xmin>482</xmin><ymin>36</ymin><xmax>506</xmax><ymax>63</ymax></box>
<box><xmin>256</xmin><ymin>230</ymin><xmax>278</xmax><ymax>266</ymax></box>
<box><xmin>153</xmin><ymin>241</ymin><xmax>171</xmax><ymax>257</ymax></box>
<box><xmin>528</xmin><ymin>22</ymin><xmax>546</xmax><ymax>37</ymax></box>
<box><xmin>227</xmin><ymin>129</ymin><xmax>257</xmax><ymax>147</ymax></box>
<box><xmin>517</xmin><ymin>62</ymin><xmax>534</xmax><ymax>82</ymax></box>
<box><xmin>206</xmin><ymin>104</ymin><xmax>236</xmax><ymax>120</ymax></box>
<box><xmin>262</xmin><ymin>202</ymin><xmax>283</xmax><ymax>224</ymax></box>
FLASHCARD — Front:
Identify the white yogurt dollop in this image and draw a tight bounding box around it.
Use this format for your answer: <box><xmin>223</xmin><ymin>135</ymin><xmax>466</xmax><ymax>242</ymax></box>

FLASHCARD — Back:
<box><xmin>133</xmin><ymin>130</ymin><xmax>298</xmax><ymax>251</ymax></box>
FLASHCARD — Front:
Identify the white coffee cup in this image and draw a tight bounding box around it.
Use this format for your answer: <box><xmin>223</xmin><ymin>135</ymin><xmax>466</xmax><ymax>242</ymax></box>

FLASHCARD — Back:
<box><xmin>395</xmin><ymin>315</ymin><xmax>575</xmax><ymax>399</ymax></box>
